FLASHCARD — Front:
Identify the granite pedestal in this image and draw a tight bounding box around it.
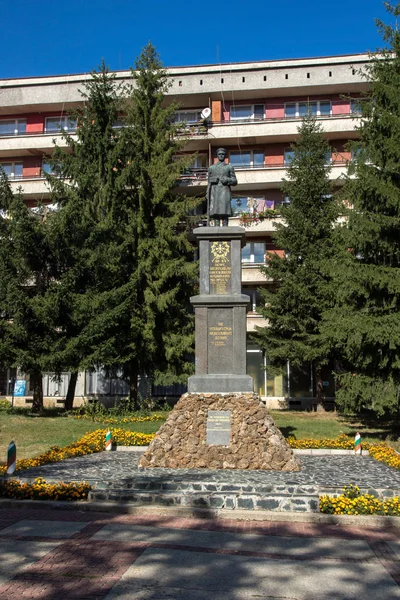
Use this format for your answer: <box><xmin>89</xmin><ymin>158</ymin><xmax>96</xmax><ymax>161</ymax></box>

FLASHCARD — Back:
<box><xmin>188</xmin><ymin>226</ymin><xmax>253</xmax><ymax>393</ymax></box>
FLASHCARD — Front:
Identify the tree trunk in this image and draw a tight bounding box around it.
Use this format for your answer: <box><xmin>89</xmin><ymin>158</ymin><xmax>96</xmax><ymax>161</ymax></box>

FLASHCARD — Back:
<box><xmin>31</xmin><ymin>371</ymin><xmax>43</xmax><ymax>413</ymax></box>
<box><xmin>129</xmin><ymin>360</ymin><xmax>140</xmax><ymax>411</ymax></box>
<box><xmin>314</xmin><ymin>364</ymin><xmax>325</xmax><ymax>412</ymax></box>
<box><xmin>64</xmin><ymin>371</ymin><xmax>78</xmax><ymax>412</ymax></box>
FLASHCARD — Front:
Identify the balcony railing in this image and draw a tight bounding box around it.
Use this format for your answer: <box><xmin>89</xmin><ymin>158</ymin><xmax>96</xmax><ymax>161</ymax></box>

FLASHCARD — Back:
<box><xmin>0</xmin><ymin>111</ymin><xmax>360</xmax><ymax>144</ymax></box>
<box><xmin>211</xmin><ymin>112</ymin><xmax>360</xmax><ymax>126</ymax></box>
<box><xmin>5</xmin><ymin>171</ymin><xmax>59</xmax><ymax>181</ymax></box>
<box><xmin>174</xmin><ymin>123</ymin><xmax>209</xmax><ymax>137</ymax></box>
<box><xmin>178</xmin><ymin>167</ymin><xmax>208</xmax><ymax>181</ymax></box>
<box><xmin>177</xmin><ymin>160</ymin><xmax>348</xmax><ymax>184</ymax></box>
<box><xmin>0</xmin><ymin>128</ymin><xmax>78</xmax><ymax>138</ymax></box>
<box><xmin>5</xmin><ymin>159</ymin><xmax>348</xmax><ymax>186</ymax></box>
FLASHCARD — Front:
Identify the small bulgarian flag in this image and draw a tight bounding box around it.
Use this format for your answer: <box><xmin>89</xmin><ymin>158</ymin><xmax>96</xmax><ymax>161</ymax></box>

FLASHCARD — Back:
<box><xmin>7</xmin><ymin>441</ymin><xmax>16</xmax><ymax>475</ymax></box>
<box><xmin>105</xmin><ymin>430</ymin><xmax>112</xmax><ymax>451</ymax></box>
<box><xmin>354</xmin><ymin>432</ymin><xmax>362</xmax><ymax>455</ymax></box>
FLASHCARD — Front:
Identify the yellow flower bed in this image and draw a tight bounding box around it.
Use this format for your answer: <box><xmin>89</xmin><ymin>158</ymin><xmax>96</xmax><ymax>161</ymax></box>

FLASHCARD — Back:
<box><xmin>320</xmin><ymin>484</ymin><xmax>400</xmax><ymax>516</ymax></box>
<box><xmin>287</xmin><ymin>433</ymin><xmax>373</xmax><ymax>451</ymax></box>
<box><xmin>369</xmin><ymin>443</ymin><xmax>400</xmax><ymax>470</ymax></box>
<box><xmin>74</xmin><ymin>413</ymin><xmax>166</xmax><ymax>424</ymax></box>
<box><xmin>287</xmin><ymin>434</ymin><xmax>400</xmax><ymax>472</ymax></box>
<box><xmin>0</xmin><ymin>477</ymin><xmax>91</xmax><ymax>501</ymax></box>
<box><xmin>0</xmin><ymin>428</ymin><xmax>155</xmax><ymax>475</ymax></box>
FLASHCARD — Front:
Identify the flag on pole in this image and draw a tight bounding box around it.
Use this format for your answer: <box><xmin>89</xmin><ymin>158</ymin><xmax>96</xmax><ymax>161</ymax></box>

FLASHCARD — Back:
<box><xmin>354</xmin><ymin>432</ymin><xmax>362</xmax><ymax>455</ymax></box>
<box><xmin>7</xmin><ymin>441</ymin><xmax>16</xmax><ymax>475</ymax></box>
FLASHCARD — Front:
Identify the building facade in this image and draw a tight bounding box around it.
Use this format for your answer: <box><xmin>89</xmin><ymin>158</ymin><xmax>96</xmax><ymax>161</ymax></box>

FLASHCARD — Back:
<box><xmin>0</xmin><ymin>53</ymin><xmax>369</xmax><ymax>407</ymax></box>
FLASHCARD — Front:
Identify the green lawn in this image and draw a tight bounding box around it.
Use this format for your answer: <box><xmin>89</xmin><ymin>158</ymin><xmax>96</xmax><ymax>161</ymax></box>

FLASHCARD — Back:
<box><xmin>1</xmin><ymin>409</ymin><xmax>399</xmax><ymax>463</ymax></box>
<box><xmin>0</xmin><ymin>413</ymin><xmax>163</xmax><ymax>462</ymax></box>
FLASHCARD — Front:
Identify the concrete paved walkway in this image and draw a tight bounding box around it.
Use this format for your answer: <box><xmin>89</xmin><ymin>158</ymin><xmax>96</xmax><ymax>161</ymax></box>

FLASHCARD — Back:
<box><xmin>0</xmin><ymin>507</ymin><xmax>399</xmax><ymax>599</ymax></box>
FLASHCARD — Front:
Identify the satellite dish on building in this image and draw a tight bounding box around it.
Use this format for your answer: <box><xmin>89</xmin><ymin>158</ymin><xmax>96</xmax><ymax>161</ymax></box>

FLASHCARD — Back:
<box><xmin>201</xmin><ymin>107</ymin><xmax>211</xmax><ymax>120</ymax></box>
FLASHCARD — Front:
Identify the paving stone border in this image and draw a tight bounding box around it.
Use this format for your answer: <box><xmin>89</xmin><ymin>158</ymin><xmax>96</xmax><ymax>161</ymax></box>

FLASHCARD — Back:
<box><xmin>2</xmin><ymin>451</ymin><xmax>400</xmax><ymax>514</ymax></box>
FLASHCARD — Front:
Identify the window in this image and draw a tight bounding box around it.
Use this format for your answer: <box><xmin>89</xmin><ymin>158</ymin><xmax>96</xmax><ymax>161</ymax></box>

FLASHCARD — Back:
<box><xmin>350</xmin><ymin>99</ymin><xmax>362</xmax><ymax>114</ymax></box>
<box><xmin>231</xmin><ymin>197</ymin><xmax>249</xmax><ymax>215</ymax></box>
<box><xmin>230</xmin><ymin>104</ymin><xmax>264</xmax><ymax>121</ymax></box>
<box><xmin>284</xmin><ymin>101</ymin><xmax>331</xmax><ymax>118</ymax></box>
<box><xmin>351</xmin><ymin>146</ymin><xmax>362</xmax><ymax>162</ymax></box>
<box><xmin>231</xmin><ymin>196</ymin><xmax>265</xmax><ymax>215</ymax></box>
<box><xmin>42</xmin><ymin>161</ymin><xmax>60</xmax><ymax>175</ymax></box>
<box><xmin>45</xmin><ymin>116</ymin><xmax>77</xmax><ymax>133</ymax></box>
<box><xmin>284</xmin><ymin>149</ymin><xmax>295</xmax><ymax>165</ymax></box>
<box><xmin>175</xmin><ymin>154</ymin><xmax>208</xmax><ymax>174</ymax></box>
<box><xmin>0</xmin><ymin>162</ymin><xmax>23</xmax><ymax>179</ymax></box>
<box><xmin>173</xmin><ymin>110</ymin><xmax>203</xmax><ymax>124</ymax></box>
<box><xmin>0</xmin><ymin>119</ymin><xmax>26</xmax><ymax>136</ymax></box>
<box><xmin>243</xmin><ymin>288</ymin><xmax>262</xmax><ymax>311</ymax></box>
<box><xmin>190</xmin><ymin>155</ymin><xmax>208</xmax><ymax>169</ymax></box>
<box><xmin>242</xmin><ymin>242</ymin><xmax>265</xmax><ymax>264</ymax></box>
<box><xmin>284</xmin><ymin>148</ymin><xmax>331</xmax><ymax>165</ymax></box>
<box><xmin>230</xmin><ymin>150</ymin><xmax>264</xmax><ymax>168</ymax></box>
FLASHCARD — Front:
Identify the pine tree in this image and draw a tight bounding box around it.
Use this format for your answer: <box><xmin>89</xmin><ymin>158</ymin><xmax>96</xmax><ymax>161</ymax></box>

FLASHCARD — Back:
<box><xmin>47</xmin><ymin>46</ymin><xmax>198</xmax><ymax>409</ymax></box>
<box><xmin>255</xmin><ymin>115</ymin><xmax>339</xmax><ymax>409</ymax></box>
<box><xmin>110</xmin><ymin>43</ymin><xmax>198</xmax><ymax>407</ymax></box>
<box><xmin>44</xmin><ymin>62</ymin><xmax>128</xmax><ymax>410</ymax></box>
<box><xmin>0</xmin><ymin>171</ymin><xmax>57</xmax><ymax>411</ymax></box>
<box><xmin>323</xmin><ymin>2</ymin><xmax>400</xmax><ymax>415</ymax></box>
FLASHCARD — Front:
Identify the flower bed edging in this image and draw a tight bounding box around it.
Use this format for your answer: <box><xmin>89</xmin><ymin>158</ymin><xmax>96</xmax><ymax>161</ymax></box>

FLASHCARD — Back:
<box><xmin>73</xmin><ymin>414</ymin><xmax>166</xmax><ymax>424</ymax></box>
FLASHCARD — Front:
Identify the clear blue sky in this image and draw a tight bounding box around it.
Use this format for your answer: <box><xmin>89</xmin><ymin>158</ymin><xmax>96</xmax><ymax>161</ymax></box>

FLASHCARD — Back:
<box><xmin>0</xmin><ymin>0</ymin><xmax>393</xmax><ymax>79</ymax></box>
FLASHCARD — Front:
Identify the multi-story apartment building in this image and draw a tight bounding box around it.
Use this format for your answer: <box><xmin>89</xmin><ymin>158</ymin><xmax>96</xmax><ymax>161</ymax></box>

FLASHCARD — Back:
<box><xmin>0</xmin><ymin>53</ymin><xmax>369</xmax><ymax>407</ymax></box>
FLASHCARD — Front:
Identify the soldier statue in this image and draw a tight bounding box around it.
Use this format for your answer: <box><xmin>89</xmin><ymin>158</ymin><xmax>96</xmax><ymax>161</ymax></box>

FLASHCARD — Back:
<box><xmin>207</xmin><ymin>148</ymin><xmax>238</xmax><ymax>226</ymax></box>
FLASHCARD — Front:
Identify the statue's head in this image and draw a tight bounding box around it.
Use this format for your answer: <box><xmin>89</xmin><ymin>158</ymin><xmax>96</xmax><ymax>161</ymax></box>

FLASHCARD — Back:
<box><xmin>216</xmin><ymin>148</ymin><xmax>227</xmax><ymax>162</ymax></box>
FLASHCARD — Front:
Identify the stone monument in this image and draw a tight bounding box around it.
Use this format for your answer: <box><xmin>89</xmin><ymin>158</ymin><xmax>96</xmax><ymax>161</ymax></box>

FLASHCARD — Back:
<box><xmin>139</xmin><ymin>150</ymin><xmax>300</xmax><ymax>471</ymax></box>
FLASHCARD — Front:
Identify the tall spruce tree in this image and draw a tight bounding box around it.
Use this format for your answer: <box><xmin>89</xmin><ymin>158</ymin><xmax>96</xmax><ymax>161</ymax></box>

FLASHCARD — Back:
<box><xmin>47</xmin><ymin>46</ymin><xmax>198</xmax><ymax>409</ymax></box>
<box><xmin>0</xmin><ymin>171</ymin><xmax>57</xmax><ymax>411</ymax></box>
<box><xmin>44</xmin><ymin>62</ymin><xmax>129</xmax><ymax>410</ymax></box>
<box><xmin>255</xmin><ymin>115</ymin><xmax>339</xmax><ymax>409</ymax></box>
<box><xmin>111</xmin><ymin>43</ymin><xmax>198</xmax><ymax>406</ymax></box>
<box><xmin>323</xmin><ymin>2</ymin><xmax>400</xmax><ymax>415</ymax></box>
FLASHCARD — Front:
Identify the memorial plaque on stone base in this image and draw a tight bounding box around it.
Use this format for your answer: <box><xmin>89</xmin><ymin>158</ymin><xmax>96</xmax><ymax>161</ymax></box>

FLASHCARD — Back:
<box><xmin>139</xmin><ymin>392</ymin><xmax>301</xmax><ymax>471</ymax></box>
<box><xmin>206</xmin><ymin>410</ymin><xmax>231</xmax><ymax>445</ymax></box>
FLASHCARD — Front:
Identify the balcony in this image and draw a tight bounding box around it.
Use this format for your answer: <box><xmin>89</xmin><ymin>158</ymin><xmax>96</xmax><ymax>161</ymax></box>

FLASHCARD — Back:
<box><xmin>208</xmin><ymin>113</ymin><xmax>359</xmax><ymax>145</ymax></box>
<box><xmin>241</xmin><ymin>263</ymin><xmax>270</xmax><ymax>283</ymax></box>
<box><xmin>230</xmin><ymin>214</ymin><xmax>284</xmax><ymax>233</ymax></box>
<box><xmin>0</xmin><ymin>130</ymin><xmax>76</xmax><ymax>158</ymax></box>
<box><xmin>0</xmin><ymin>114</ymin><xmax>359</xmax><ymax>159</ymax></box>
<box><xmin>9</xmin><ymin>174</ymin><xmax>51</xmax><ymax>199</ymax></box>
<box><xmin>179</xmin><ymin>160</ymin><xmax>348</xmax><ymax>191</ymax></box>
<box><xmin>246</xmin><ymin>312</ymin><xmax>268</xmax><ymax>333</ymax></box>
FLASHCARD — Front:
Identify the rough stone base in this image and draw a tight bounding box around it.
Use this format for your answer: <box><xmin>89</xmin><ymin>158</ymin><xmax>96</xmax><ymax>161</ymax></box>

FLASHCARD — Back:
<box><xmin>139</xmin><ymin>392</ymin><xmax>300</xmax><ymax>471</ymax></box>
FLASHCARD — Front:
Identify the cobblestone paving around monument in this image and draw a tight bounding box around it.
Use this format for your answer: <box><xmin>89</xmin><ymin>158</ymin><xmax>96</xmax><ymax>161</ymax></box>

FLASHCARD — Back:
<box><xmin>9</xmin><ymin>451</ymin><xmax>400</xmax><ymax>490</ymax></box>
<box><xmin>0</xmin><ymin>508</ymin><xmax>399</xmax><ymax>599</ymax></box>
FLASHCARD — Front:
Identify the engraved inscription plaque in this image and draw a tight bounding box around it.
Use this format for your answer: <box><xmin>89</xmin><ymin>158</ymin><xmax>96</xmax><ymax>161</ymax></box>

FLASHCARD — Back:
<box><xmin>210</xmin><ymin>241</ymin><xmax>232</xmax><ymax>294</ymax></box>
<box><xmin>208</xmin><ymin>308</ymin><xmax>233</xmax><ymax>373</ymax></box>
<box><xmin>206</xmin><ymin>410</ymin><xmax>231</xmax><ymax>445</ymax></box>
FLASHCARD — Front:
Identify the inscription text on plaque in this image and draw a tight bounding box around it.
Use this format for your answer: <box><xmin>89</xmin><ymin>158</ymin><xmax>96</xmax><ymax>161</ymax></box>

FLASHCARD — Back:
<box><xmin>206</xmin><ymin>410</ymin><xmax>231</xmax><ymax>445</ymax></box>
<box><xmin>210</xmin><ymin>241</ymin><xmax>232</xmax><ymax>294</ymax></box>
<box><xmin>208</xmin><ymin>309</ymin><xmax>233</xmax><ymax>373</ymax></box>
